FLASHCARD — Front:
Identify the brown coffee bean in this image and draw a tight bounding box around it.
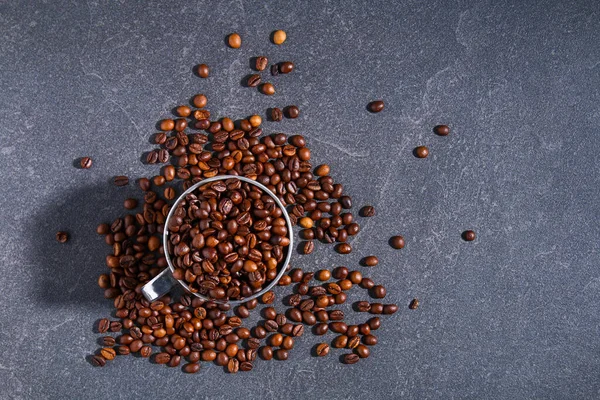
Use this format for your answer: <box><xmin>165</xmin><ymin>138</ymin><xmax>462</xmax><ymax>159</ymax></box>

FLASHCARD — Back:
<box><xmin>100</xmin><ymin>336</ymin><xmax>115</xmax><ymax>346</ymax></box>
<box><xmin>462</xmin><ymin>230</ymin><xmax>476</xmax><ymax>241</ymax></box>
<box><xmin>302</xmin><ymin>240</ymin><xmax>315</xmax><ymax>254</ymax></box>
<box><xmin>193</xmin><ymin>94</ymin><xmax>207</xmax><ymax>108</ymax></box>
<box><xmin>372</xmin><ymin>285</ymin><xmax>386</xmax><ymax>299</ymax></box>
<box><xmin>336</xmin><ymin>243</ymin><xmax>352</xmax><ymax>254</ymax></box>
<box><xmin>154</xmin><ymin>352</ymin><xmax>171</xmax><ymax>364</ymax></box>
<box><xmin>370</xmin><ymin>303</ymin><xmax>384</xmax><ymax>314</ymax></box>
<box><xmin>330</xmin><ymin>322</ymin><xmax>348</xmax><ymax>334</ymax></box>
<box><xmin>333</xmin><ymin>266</ymin><xmax>349</xmax><ymax>280</ymax></box>
<box><xmin>272</xmin><ymin>30</ymin><xmax>286</xmax><ymax>45</ymax></box>
<box><xmin>316</xmin><ymin>269</ymin><xmax>331</xmax><ymax>281</ymax></box>
<box><xmin>315</xmin><ymin>323</ymin><xmax>329</xmax><ymax>335</ymax></box>
<box><xmin>316</xmin><ymin>343</ymin><xmax>330</xmax><ymax>356</ymax></box>
<box><xmin>124</xmin><ymin>198</ymin><xmax>138</xmax><ymax>210</ymax></box>
<box><xmin>343</xmin><ymin>353</ymin><xmax>360</xmax><ymax>364</ymax></box>
<box><xmin>197</xmin><ymin>64</ymin><xmax>209</xmax><ymax>78</ymax></box>
<box><xmin>228</xmin><ymin>33</ymin><xmax>242</xmax><ymax>48</ymax></box>
<box><xmin>116</xmin><ymin>345</ymin><xmax>130</xmax><ymax>355</ymax></box>
<box><xmin>383</xmin><ymin>304</ymin><xmax>399</xmax><ymax>314</ymax></box>
<box><xmin>275</xmin><ymin>349</ymin><xmax>289</xmax><ymax>360</ymax></box>
<box><xmin>113</xmin><ymin>176</ymin><xmax>129</xmax><ymax>186</ymax></box>
<box><xmin>159</xmin><ymin>119</ymin><xmax>175</xmax><ymax>131</ymax></box>
<box><xmin>260</xmin><ymin>345</ymin><xmax>273</xmax><ymax>360</ymax></box>
<box><xmin>361</xmin><ymin>205</ymin><xmax>375</xmax><ymax>217</ymax></box>
<box><xmin>434</xmin><ymin>124</ymin><xmax>450</xmax><ymax>136</ymax></box>
<box><xmin>414</xmin><ymin>145</ymin><xmax>429</xmax><ymax>158</ymax></box>
<box><xmin>360</xmin><ymin>277</ymin><xmax>375</xmax><ymax>289</ymax></box>
<box><xmin>279</xmin><ymin>61</ymin><xmax>294</xmax><ymax>74</ymax></box>
<box><xmin>367</xmin><ymin>317</ymin><xmax>381</xmax><ymax>331</ymax></box>
<box><xmin>409</xmin><ymin>298</ymin><xmax>420</xmax><ymax>309</ymax></box>
<box><xmin>261</xmin><ymin>83</ymin><xmax>275</xmax><ymax>95</ymax></box>
<box><xmin>79</xmin><ymin>157</ymin><xmax>93</xmax><ymax>169</ymax></box>
<box><xmin>247</xmin><ymin>74</ymin><xmax>261</xmax><ymax>87</ymax></box>
<box><xmin>355</xmin><ymin>344</ymin><xmax>370</xmax><ymax>358</ymax></box>
<box><xmin>262</xmin><ymin>291</ymin><xmax>275</xmax><ymax>304</ymax></box>
<box><xmin>255</xmin><ymin>56</ymin><xmax>268</xmax><ymax>71</ymax></box>
<box><xmin>183</xmin><ymin>363</ymin><xmax>200</xmax><ymax>373</ymax></box>
<box><xmin>91</xmin><ymin>355</ymin><xmax>106</xmax><ymax>367</ymax></box>
<box><xmin>368</xmin><ymin>100</ymin><xmax>385</xmax><ymax>113</ymax></box>
<box><xmin>390</xmin><ymin>235</ymin><xmax>405</xmax><ymax>249</ymax></box>
<box><xmin>285</xmin><ymin>105</ymin><xmax>299</xmax><ymax>118</ymax></box>
<box><xmin>100</xmin><ymin>347</ymin><xmax>116</xmax><ymax>360</ymax></box>
<box><xmin>357</xmin><ymin>301</ymin><xmax>371</xmax><ymax>312</ymax></box>
<box><xmin>98</xmin><ymin>318</ymin><xmax>110</xmax><ymax>333</ymax></box>
<box><xmin>271</xmin><ymin>107</ymin><xmax>283</xmax><ymax>121</ymax></box>
<box><xmin>333</xmin><ymin>335</ymin><xmax>348</xmax><ymax>348</ymax></box>
<box><xmin>270</xmin><ymin>64</ymin><xmax>279</xmax><ymax>75</ymax></box>
<box><xmin>56</xmin><ymin>231</ymin><xmax>68</xmax><ymax>243</ymax></box>
<box><xmin>363</xmin><ymin>256</ymin><xmax>378</xmax><ymax>267</ymax></box>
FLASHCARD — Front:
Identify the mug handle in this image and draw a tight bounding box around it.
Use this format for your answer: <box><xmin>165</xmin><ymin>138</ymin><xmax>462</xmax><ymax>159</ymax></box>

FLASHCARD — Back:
<box><xmin>141</xmin><ymin>269</ymin><xmax>177</xmax><ymax>302</ymax></box>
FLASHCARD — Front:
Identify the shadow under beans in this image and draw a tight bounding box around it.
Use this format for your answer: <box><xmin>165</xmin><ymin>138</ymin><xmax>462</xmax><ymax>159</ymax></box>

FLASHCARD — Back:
<box><xmin>27</xmin><ymin>182</ymin><xmax>142</xmax><ymax>305</ymax></box>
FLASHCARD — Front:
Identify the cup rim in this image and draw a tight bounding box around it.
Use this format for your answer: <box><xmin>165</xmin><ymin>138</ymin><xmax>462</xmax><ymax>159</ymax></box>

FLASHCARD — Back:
<box><xmin>162</xmin><ymin>175</ymin><xmax>294</xmax><ymax>304</ymax></box>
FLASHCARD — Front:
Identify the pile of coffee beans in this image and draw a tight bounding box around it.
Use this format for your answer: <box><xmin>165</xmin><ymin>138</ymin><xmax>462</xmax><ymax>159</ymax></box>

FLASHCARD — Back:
<box><xmin>86</xmin><ymin>30</ymin><xmax>459</xmax><ymax>373</ymax></box>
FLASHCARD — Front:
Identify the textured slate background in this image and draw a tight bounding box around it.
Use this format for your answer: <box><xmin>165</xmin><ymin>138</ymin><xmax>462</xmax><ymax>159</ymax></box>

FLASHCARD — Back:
<box><xmin>1</xmin><ymin>0</ymin><xmax>600</xmax><ymax>399</ymax></box>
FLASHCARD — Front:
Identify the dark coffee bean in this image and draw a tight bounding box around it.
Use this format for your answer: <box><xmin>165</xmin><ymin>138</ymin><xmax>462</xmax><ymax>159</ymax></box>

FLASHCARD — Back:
<box><xmin>260</xmin><ymin>345</ymin><xmax>273</xmax><ymax>360</ymax></box>
<box><xmin>80</xmin><ymin>157</ymin><xmax>92</xmax><ymax>169</ymax></box>
<box><xmin>348</xmin><ymin>336</ymin><xmax>361</xmax><ymax>349</ymax></box>
<box><xmin>146</xmin><ymin>151</ymin><xmax>158</xmax><ymax>164</ymax></box>
<box><xmin>357</xmin><ymin>301</ymin><xmax>371</xmax><ymax>312</ymax></box>
<box><xmin>247</xmin><ymin>74</ymin><xmax>261</xmax><ymax>87</ymax></box>
<box><xmin>299</xmin><ymin>299</ymin><xmax>315</xmax><ymax>311</ymax></box>
<box><xmin>302</xmin><ymin>311</ymin><xmax>317</xmax><ymax>325</ymax></box>
<box><xmin>271</xmin><ymin>107</ymin><xmax>283</xmax><ymax>121</ymax></box>
<box><xmin>314</xmin><ymin>323</ymin><xmax>329</xmax><ymax>335</ymax></box>
<box><xmin>302</xmin><ymin>241</ymin><xmax>315</xmax><ymax>254</ymax></box>
<box><xmin>332</xmin><ymin>335</ymin><xmax>348</xmax><ymax>348</ymax></box>
<box><xmin>363</xmin><ymin>256</ymin><xmax>378</xmax><ymax>267</ymax></box>
<box><xmin>372</xmin><ymin>285</ymin><xmax>386</xmax><ymax>299</ymax></box>
<box><xmin>255</xmin><ymin>56</ymin><xmax>268</xmax><ymax>71</ymax></box>
<box><xmin>138</xmin><ymin>178</ymin><xmax>151</xmax><ymax>191</ymax></box>
<box><xmin>409</xmin><ymin>298</ymin><xmax>420</xmax><ymax>309</ymax></box>
<box><xmin>359</xmin><ymin>323</ymin><xmax>371</xmax><ymax>336</ymax></box>
<box><xmin>56</xmin><ymin>231</ymin><xmax>68</xmax><ymax>243</ymax></box>
<box><xmin>368</xmin><ymin>100</ymin><xmax>384</xmax><ymax>113</ymax></box>
<box><xmin>360</xmin><ymin>277</ymin><xmax>375</xmax><ymax>289</ymax></box>
<box><xmin>270</xmin><ymin>64</ymin><xmax>279</xmax><ymax>75</ymax></box>
<box><xmin>183</xmin><ymin>363</ymin><xmax>200</xmax><ymax>373</ymax></box>
<box><xmin>91</xmin><ymin>355</ymin><xmax>106</xmax><ymax>367</ymax></box>
<box><xmin>343</xmin><ymin>353</ymin><xmax>360</xmax><ymax>364</ymax></box>
<box><xmin>330</xmin><ymin>322</ymin><xmax>348</xmax><ymax>334</ymax></box>
<box><xmin>113</xmin><ymin>176</ymin><xmax>129</xmax><ymax>186</ymax></box>
<box><xmin>100</xmin><ymin>336</ymin><xmax>116</xmax><ymax>346</ymax></box>
<box><xmin>240</xmin><ymin>361</ymin><xmax>253</xmax><ymax>372</ymax></box>
<box><xmin>197</xmin><ymin>64</ymin><xmax>209</xmax><ymax>78</ymax></box>
<box><xmin>228</xmin><ymin>358</ymin><xmax>240</xmax><ymax>373</ymax></box>
<box><xmin>140</xmin><ymin>346</ymin><xmax>152</xmax><ymax>357</ymax></box>
<box><xmin>355</xmin><ymin>344</ymin><xmax>370</xmax><ymax>358</ymax></box>
<box><xmin>262</xmin><ymin>291</ymin><xmax>275</xmax><ymax>304</ymax></box>
<box><xmin>265</xmin><ymin>320</ymin><xmax>279</xmax><ymax>332</ymax></box>
<box><xmin>98</xmin><ymin>319</ymin><xmax>110</xmax><ymax>333</ymax></box>
<box><xmin>336</xmin><ymin>243</ymin><xmax>352</xmax><ymax>254</ymax></box>
<box><xmin>316</xmin><ymin>343</ymin><xmax>329</xmax><ymax>356</ymax></box>
<box><xmin>329</xmin><ymin>310</ymin><xmax>344</xmax><ymax>321</ymax></box>
<box><xmin>154</xmin><ymin>352</ymin><xmax>171</xmax><ymax>364</ymax></box>
<box><xmin>363</xmin><ymin>334</ymin><xmax>378</xmax><ymax>346</ymax></box>
<box><xmin>285</xmin><ymin>105</ymin><xmax>299</xmax><ymax>119</ymax></box>
<box><xmin>124</xmin><ymin>198</ymin><xmax>138</xmax><ymax>210</ymax></box>
<box><xmin>434</xmin><ymin>124</ymin><xmax>450</xmax><ymax>136</ymax></box>
<box><xmin>390</xmin><ymin>235</ymin><xmax>405</xmax><ymax>249</ymax></box>
<box><xmin>340</xmin><ymin>196</ymin><xmax>352</xmax><ymax>209</ymax></box>
<box><xmin>292</xmin><ymin>324</ymin><xmax>304</xmax><ymax>337</ymax></box>
<box><xmin>414</xmin><ymin>146</ymin><xmax>429</xmax><ymax>158</ymax></box>
<box><xmin>116</xmin><ymin>345</ymin><xmax>130</xmax><ymax>355</ymax></box>
<box><xmin>367</xmin><ymin>317</ymin><xmax>381</xmax><ymax>330</ymax></box>
<box><xmin>275</xmin><ymin>349</ymin><xmax>289</xmax><ymax>360</ymax></box>
<box><xmin>383</xmin><ymin>304</ymin><xmax>399</xmax><ymax>314</ymax></box>
<box><xmin>279</xmin><ymin>61</ymin><xmax>294</xmax><ymax>74</ymax></box>
<box><xmin>276</xmin><ymin>314</ymin><xmax>287</xmax><ymax>327</ymax></box>
<box><xmin>370</xmin><ymin>303</ymin><xmax>384</xmax><ymax>314</ymax></box>
<box><xmin>462</xmin><ymin>230</ymin><xmax>476</xmax><ymax>241</ymax></box>
<box><xmin>333</xmin><ymin>266</ymin><xmax>349</xmax><ymax>280</ymax></box>
<box><xmin>361</xmin><ymin>206</ymin><xmax>375</xmax><ymax>217</ymax></box>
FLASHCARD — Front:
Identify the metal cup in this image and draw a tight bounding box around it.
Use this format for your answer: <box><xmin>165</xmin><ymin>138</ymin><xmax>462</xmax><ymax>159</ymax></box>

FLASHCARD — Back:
<box><xmin>141</xmin><ymin>175</ymin><xmax>294</xmax><ymax>304</ymax></box>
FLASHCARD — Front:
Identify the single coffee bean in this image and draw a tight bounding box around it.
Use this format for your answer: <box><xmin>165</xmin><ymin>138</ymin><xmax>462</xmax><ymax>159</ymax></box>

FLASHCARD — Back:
<box><xmin>390</xmin><ymin>235</ymin><xmax>405</xmax><ymax>249</ymax></box>
<box><xmin>355</xmin><ymin>344</ymin><xmax>370</xmax><ymax>358</ymax></box>
<box><xmin>409</xmin><ymin>298</ymin><xmax>420</xmax><ymax>309</ymax></box>
<box><xmin>302</xmin><ymin>311</ymin><xmax>317</xmax><ymax>325</ymax></box>
<box><xmin>333</xmin><ymin>335</ymin><xmax>348</xmax><ymax>348</ymax></box>
<box><xmin>370</xmin><ymin>303</ymin><xmax>384</xmax><ymax>314</ymax></box>
<box><xmin>176</xmin><ymin>105</ymin><xmax>191</xmax><ymax>117</ymax></box>
<box><xmin>282</xmin><ymin>336</ymin><xmax>294</xmax><ymax>350</ymax></box>
<box><xmin>159</xmin><ymin>119</ymin><xmax>175</xmax><ymax>131</ymax></box>
<box><xmin>348</xmin><ymin>336</ymin><xmax>361</xmax><ymax>349</ymax></box>
<box><xmin>275</xmin><ymin>349</ymin><xmax>289</xmax><ymax>360</ymax></box>
<box><xmin>336</xmin><ymin>243</ymin><xmax>352</xmax><ymax>254</ymax></box>
<box><xmin>279</xmin><ymin>62</ymin><xmax>294</xmax><ymax>74</ymax></box>
<box><xmin>434</xmin><ymin>124</ymin><xmax>450</xmax><ymax>136</ymax></box>
<box><xmin>302</xmin><ymin>241</ymin><xmax>315</xmax><ymax>254</ymax></box>
<box><xmin>333</xmin><ymin>266</ymin><xmax>349</xmax><ymax>280</ymax></box>
<box><xmin>140</xmin><ymin>346</ymin><xmax>152</xmax><ymax>357</ymax></box>
<box><xmin>100</xmin><ymin>347</ymin><xmax>116</xmax><ymax>360</ymax></box>
<box><xmin>249</xmin><ymin>115</ymin><xmax>262</xmax><ymax>127</ymax></box>
<box><xmin>316</xmin><ymin>269</ymin><xmax>331</xmax><ymax>281</ymax></box>
<box><xmin>260</xmin><ymin>345</ymin><xmax>273</xmax><ymax>360</ymax></box>
<box><xmin>343</xmin><ymin>353</ymin><xmax>360</xmax><ymax>364</ymax></box>
<box><xmin>228</xmin><ymin>33</ymin><xmax>242</xmax><ymax>48</ymax></box>
<box><xmin>183</xmin><ymin>363</ymin><xmax>200</xmax><ymax>373</ymax></box>
<box><xmin>330</xmin><ymin>322</ymin><xmax>348</xmax><ymax>334</ymax></box>
<box><xmin>98</xmin><ymin>319</ymin><xmax>110</xmax><ymax>333</ymax></box>
<box><xmin>414</xmin><ymin>146</ymin><xmax>429</xmax><ymax>158</ymax></box>
<box><xmin>270</xmin><ymin>64</ymin><xmax>279</xmax><ymax>75</ymax></box>
<box><xmin>367</xmin><ymin>317</ymin><xmax>381</xmax><ymax>330</ymax></box>
<box><xmin>240</xmin><ymin>361</ymin><xmax>253</xmax><ymax>372</ymax></box>
<box><xmin>314</xmin><ymin>323</ymin><xmax>329</xmax><ymax>335</ymax></box>
<box><xmin>192</xmin><ymin>94</ymin><xmax>207</xmax><ymax>108</ymax></box>
<box><xmin>261</xmin><ymin>83</ymin><xmax>275</xmax><ymax>95</ymax></box>
<box><xmin>462</xmin><ymin>230</ymin><xmax>476</xmax><ymax>241</ymax></box>
<box><xmin>265</xmin><ymin>320</ymin><xmax>279</xmax><ymax>332</ymax></box>
<box><xmin>113</xmin><ymin>176</ymin><xmax>129</xmax><ymax>186</ymax></box>
<box><xmin>360</xmin><ymin>277</ymin><xmax>375</xmax><ymax>289</ymax></box>
<box><xmin>255</xmin><ymin>56</ymin><xmax>268</xmax><ymax>71</ymax></box>
<box><xmin>80</xmin><ymin>157</ymin><xmax>92</xmax><ymax>169</ymax></box>
<box><xmin>358</xmin><ymin>334</ymin><xmax>375</xmax><ymax>347</ymax></box>
<box><xmin>372</xmin><ymin>285</ymin><xmax>386</xmax><ymax>299</ymax></box>
<box><xmin>316</xmin><ymin>343</ymin><xmax>330</xmax><ymax>356</ymax></box>
<box><xmin>138</xmin><ymin>178</ymin><xmax>151</xmax><ymax>191</ymax></box>
<box><xmin>368</xmin><ymin>100</ymin><xmax>385</xmax><ymax>113</ymax></box>
<box><xmin>363</xmin><ymin>256</ymin><xmax>378</xmax><ymax>267</ymax></box>
<box><xmin>100</xmin><ymin>336</ymin><xmax>116</xmax><ymax>346</ymax></box>
<box><xmin>197</xmin><ymin>64</ymin><xmax>209</xmax><ymax>78</ymax></box>
<box><xmin>361</xmin><ymin>206</ymin><xmax>375</xmax><ymax>217</ymax></box>
<box><xmin>291</xmin><ymin>324</ymin><xmax>304</xmax><ymax>337</ymax></box>
<box><xmin>270</xmin><ymin>333</ymin><xmax>283</xmax><ymax>347</ymax></box>
<box><xmin>247</xmin><ymin>74</ymin><xmax>261</xmax><ymax>87</ymax></box>
<box><xmin>56</xmin><ymin>231</ymin><xmax>68</xmax><ymax>243</ymax></box>
<box><xmin>315</xmin><ymin>164</ymin><xmax>330</xmax><ymax>177</ymax></box>
<box><xmin>383</xmin><ymin>304</ymin><xmax>399</xmax><ymax>314</ymax></box>
<box><xmin>271</xmin><ymin>107</ymin><xmax>283</xmax><ymax>121</ymax></box>
<box><xmin>346</xmin><ymin>325</ymin><xmax>359</xmax><ymax>337</ymax></box>
<box><xmin>359</xmin><ymin>323</ymin><xmax>371</xmax><ymax>336</ymax></box>
<box><xmin>356</xmin><ymin>301</ymin><xmax>371</xmax><ymax>312</ymax></box>
<box><xmin>154</xmin><ymin>352</ymin><xmax>171</xmax><ymax>364</ymax></box>
<box><xmin>272</xmin><ymin>29</ymin><xmax>286</xmax><ymax>45</ymax></box>
<box><xmin>285</xmin><ymin>105</ymin><xmax>299</xmax><ymax>118</ymax></box>
<box><xmin>124</xmin><ymin>198</ymin><xmax>138</xmax><ymax>210</ymax></box>
<box><xmin>116</xmin><ymin>345</ymin><xmax>130</xmax><ymax>355</ymax></box>
<box><xmin>91</xmin><ymin>355</ymin><xmax>106</xmax><ymax>367</ymax></box>
<box><xmin>262</xmin><ymin>291</ymin><xmax>275</xmax><ymax>304</ymax></box>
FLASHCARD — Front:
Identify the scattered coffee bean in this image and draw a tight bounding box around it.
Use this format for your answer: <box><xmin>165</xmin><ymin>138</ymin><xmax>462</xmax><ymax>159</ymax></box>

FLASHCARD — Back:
<box><xmin>228</xmin><ymin>33</ymin><xmax>242</xmax><ymax>48</ymax></box>
<box><xmin>357</xmin><ymin>301</ymin><xmax>371</xmax><ymax>312</ymax></box>
<box><xmin>343</xmin><ymin>353</ymin><xmax>360</xmax><ymax>364</ymax></box>
<box><xmin>370</xmin><ymin>303</ymin><xmax>384</xmax><ymax>314</ymax></box>
<box><xmin>91</xmin><ymin>355</ymin><xmax>106</xmax><ymax>367</ymax></box>
<box><xmin>414</xmin><ymin>146</ymin><xmax>429</xmax><ymax>158</ymax></box>
<box><xmin>434</xmin><ymin>124</ymin><xmax>450</xmax><ymax>136</ymax></box>
<box><xmin>372</xmin><ymin>285</ymin><xmax>386</xmax><ymax>299</ymax></box>
<box><xmin>159</xmin><ymin>119</ymin><xmax>175</xmax><ymax>131</ymax></box>
<box><xmin>80</xmin><ymin>157</ymin><xmax>92</xmax><ymax>169</ymax></box>
<box><xmin>183</xmin><ymin>363</ymin><xmax>200</xmax><ymax>373</ymax></box>
<box><xmin>197</xmin><ymin>64</ymin><xmax>209</xmax><ymax>78</ymax></box>
<box><xmin>272</xmin><ymin>30</ymin><xmax>286</xmax><ymax>45</ymax></box>
<box><xmin>409</xmin><ymin>298</ymin><xmax>419</xmax><ymax>310</ymax></box>
<box><xmin>123</xmin><ymin>198</ymin><xmax>138</xmax><ymax>210</ymax></box>
<box><xmin>100</xmin><ymin>336</ymin><xmax>116</xmax><ymax>346</ymax></box>
<box><xmin>316</xmin><ymin>269</ymin><xmax>331</xmax><ymax>281</ymax></box>
<box><xmin>56</xmin><ymin>231</ymin><xmax>68</xmax><ymax>243</ymax></box>
<box><xmin>355</xmin><ymin>344</ymin><xmax>370</xmax><ymax>358</ymax></box>
<box><xmin>363</xmin><ymin>256</ymin><xmax>378</xmax><ymax>267</ymax></box>
<box><xmin>98</xmin><ymin>319</ymin><xmax>110</xmax><ymax>333</ymax></box>
<box><xmin>336</xmin><ymin>243</ymin><xmax>352</xmax><ymax>254</ymax></box>
<box><xmin>285</xmin><ymin>105</ymin><xmax>299</xmax><ymax>118</ymax></box>
<box><xmin>113</xmin><ymin>176</ymin><xmax>129</xmax><ymax>186</ymax></box>
<box><xmin>333</xmin><ymin>266</ymin><xmax>349</xmax><ymax>280</ymax></box>
<box><xmin>462</xmin><ymin>230</ymin><xmax>476</xmax><ymax>241</ymax></box>
<box><xmin>275</xmin><ymin>349</ymin><xmax>289</xmax><ymax>360</ymax></box>
<box><xmin>192</xmin><ymin>94</ymin><xmax>207</xmax><ymax>108</ymax></box>
<box><xmin>249</xmin><ymin>115</ymin><xmax>262</xmax><ymax>127</ymax></box>
<box><xmin>367</xmin><ymin>317</ymin><xmax>381</xmax><ymax>331</ymax></box>
<box><xmin>247</xmin><ymin>74</ymin><xmax>261</xmax><ymax>87</ymax></box>
<box><xmin>361</xmin><ymin>206</ymin><xmax>375</xmax><ymax>217</ymax></box>
<box><xmin>383</xmin><ymin>304</ymin><xmax>398</xmax><ymax>314</ymax></box>
<box><xmin>316</xmin><ymin>343</ymin><xmax>330</xmax><ymax>357</ymax></box>
<box><xmin>279</xmin><ymin>62</ymin><xmax>294</xmax><ymax>74</ymax></box>
<box><xmin>390</xmin><ymin>235</ymin><xmax>405</xmax><ymax>249</ymax></box>
<box><xmin>302</xmin><ymin>240</ymin><xmax>315</xmax><ymax>254</ymax></box>
<box><xmin>271</xmin><ymin>107</ymin><xmax>283</xmax><ymax>121</ymax></box>
<box><xmin>255</xmin><ymin>56</ymin><xmax>268</xmax><ymax>71</ymax></box>
<box><xmin>368</xmin><ymin>100</ymin><xmax>384</xmax><ymax>113</ymax></box>
<box><xmin>261</xmin><ymin>83</ymin><xmax>275</xmax><ymax>95</ymax></box>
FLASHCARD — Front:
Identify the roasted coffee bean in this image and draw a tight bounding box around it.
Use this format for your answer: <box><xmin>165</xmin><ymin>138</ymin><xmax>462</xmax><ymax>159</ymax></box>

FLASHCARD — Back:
<box><xmin>193</xmin><ymin>94</ymin><xmax>207</xmax><ymax>108</ymax></box>
<box><xmin>183</xmin><ymin>363</ymin><xmax>200</xmax><ymax>373</ymax></box>
<box><xmin>228</xmin><ymin>33</ymin><xmax>242</xmax><ymax>48</ymax></box>
<box><xmin>302</xmin><ymin>311</ymin><xmax>316</xmax><ymax>325</ymax></box>
<box><xmin>314</xmin><ymin>323</ymin><xmax>329</xmax><ymax>335</ymax></box>
<box><xmin>124</xmin><ymin>198</ymin><xmax>138</xmax><ymax>210</ymax></box>
<box><xmin>279</xmin><ymin>61</ymin><xmax>294</xmax><ymax>74</ymax></box>
<box><xmin>363</xmin><ymin>256</ymin><xmax>378</xmax><ymax>267</ymax></box>
<box><xmin>370</xmin><ymin>303</ymin><xmax>384</xmax><ymax>314</ymax></box>
<box><xmin>154</xmin><ymin>352</ymin><xmax>171</xmax><ymax>364</ymax></box>
<box><xmin>363</xmin><ymin>334</ymin><xmax>378</xmax><ymax>346</ymax></box>
<box><xmin>434</xmin><ymin>124</ymin><xmax>450</xmax><ymax>136</ymax></box>
<box><xmin>260</xmin><ymin>345</ymin><xmax>273</xmax><ymax>360</ymax></box>
<box><xmin>98</xmin><ymin>319</ymin><xmax>110</xmax><ymax>333</ymax></box>
<box><xmin>361</xmin><ymin>205</ymin><xmax>375</xmax><ymax>217</ymax></box>
<box><xmin>414</xmin><ymin>145</ymin><xmax>429</xmax><ymax>158</ymax></box>
<box><xmin>291</xmin><ymin>324</ymin><xmax>304</xmax><ymax>337</ymax></box>
<box><xmin>333</xmin><ymin>266</ymin><xmax>349</xmax><ymax>280</ymax></box>
<box><xmin>355</xmin><ymin>344</ymin><xmax>370</xmax><ymax>358</ymax></box>
<box><xmin>56</xmin><ymin>231</ymin><xmax>68</xmax><ymax>243</ymax></box>
<box><xmin>329</xmin><ymin>310</ymin><xmax>344</xmax><ymax>321</ymax></box>
<box><xmin>275</xmin><ymin>349</ymin><xmax>289</xmax><ymax>360</ymax></box>
<box><xmin>409</xmin><ymin>298</ymin><xmax>420</xmax><ymax>309</ymax></box>
<box><xmin>333</xmin><ymin>335</ymin><xmax>348</xmax><ymax>348</ymax></box>
<box><xmin>302</xmin><ymin>241</ymin><xmax>315</xmax><ymax>254</ymax></box>
<box><xmin>281</xmin><ymin>336</ymin><xmax>294</xmax><ymax>350</ymax></box>
<box><xmin>316</xmin><ymin>343</ymin><xmax>330</xmax><ymax>356</ymax></box>
<box><xmin>91</xmin><ymin>355</ymin><xmax>106</xmax><ymax>367</ymax></box>
<box><xmin>262</xmin><ymin>291</ymin><xmax>275</xmax><ymax>304</ymax></box>
<box><xmin>271</xmin><ymin>107</ymin><xmax>283</xmax><ymax>121</ymax></box>
<box><xmin>285</xmin><ymin>105</ymin><xmax>299</xmax><ymax>119</ymax></box>
<box><xmin>116</xmin><ymin>345</ymin><xmax>130</xmax><ymax>355</ymax></box>
<box><xmin>336</xmin><ymin>243</ymin><xmax>352</xmax><ymax>254</ymax></box>
<box><xmin>240</xmin><ymin>361</ymin><xmax>253</xmax><ymax>372</ymax></box>
<box><xmin>140</xmin><ymin>346</ymin><xmax>152</xmax><ymax>357</ymax></box>
<box><xmin>330</xmin><ymin>322</ymin><xmax>348</xmax><ymax>334</ymax></box>
<box><xmin>372</xmin><ymin>285</ymin><xmax>386</xmax><ymax>299</ymax></box>
<box><xmin>265</xmin><ymin>320</ymin><xmax>279</xmax><ymax>332</ymax></box>
<box><xmin>462</xmin><ymin>230</ymin><xmax>476</xmax><ymax>241</ymax></box>
<box><xmin>261</xmin><ymin>83</ymin><xmax>275</xmax><ymax>95</ymax></box>
<box><xmin>247</xmin><ymin>74</ymin><xmax>261</xmax><ymax>87</ymax></box>
<box><xmin>383</xmin><ymin>304</ymin><xmax>399</xmax><ymax>314</ymax></box>
<box><xmin>390</xmin><ymin>235</ymin><xmax>405</xmax><ymax>249</ymax></box>
<box><xmin>270</xmin><ymin>64</ymin><xmax>279</xmax><ymax>75</ymax></box>
<box><xmin>343</xmin><ymin>353</ymin><xmax>360</xmax><ymax>364</ymax></box>
<box><xmin>227</xmin><ymin>357</ymin><xmax>240</xmax><ymax>373</ymax></box>
<box><xmin>197</xmin><ymin>64</ymin><xmax>209</xmax><ymax>78</ymax></box>
<box><xmin>80</xmin><ymin>157</ymin><xmax>92</xmax><ymax>169</ymax></box>
<box><xmin>100</xmin><ymin>336</ymin><xmax>116</xmax><ymax>346</ymax></box>
<box><xmin>357</xmin><ymin>301</ymin><xmax>371</xmax><ymax>312</ymax></box>
<box><xmin>113</xmin><ymin>176</ymin><xmax>129</xmax><ymax>186</ymax></box>
<box><xmin>368</xmin><ymin>100</ymin><xmax>385</xmax><ymax>113</ymax></box>
<box><xmin>348</xmin><ymin>336</ymin><xmax>361</xmax><ymax>349</ymax></box>
<box><xmin>316</xmin><ymin>269</ymin><xmax>331</xmax><ymax>281</ymax></box>
<box><xmin>255</xmin><ymin>56</ymin><xmax>268</xmax><ymax>71</ymax></box>
<box><xmin>100</xmin><ymin>347</ymin><xmax>116</xmax><ymax>360</ymax></box>
<box><xmin>359</xmin><ymin>323</ymin><xmax>371</xmax><ymax>336</ymax></box>
<box><xmin>360</xmin><ymin>277</ymin><xmax>375</xmax><ymax>289</ymax></box>
<box><xmin>367</xmin><ymin>317</ymin><xmax>381</xmax><ymax>330</ymax></box>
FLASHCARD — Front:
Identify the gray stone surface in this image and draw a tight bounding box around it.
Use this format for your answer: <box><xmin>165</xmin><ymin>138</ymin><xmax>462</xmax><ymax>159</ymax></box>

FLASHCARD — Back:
<box><xmin>1</xmin><ymin>0</ymin><xmax>599</xmax><ymax>398</ymax></box>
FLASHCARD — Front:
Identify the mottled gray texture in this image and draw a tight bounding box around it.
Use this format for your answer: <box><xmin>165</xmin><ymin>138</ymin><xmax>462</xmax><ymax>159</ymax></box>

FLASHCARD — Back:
<box><xmin>1</xmin><ymin>0</ymin><xmax>599</xmax><ymax>398</ymax></box>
